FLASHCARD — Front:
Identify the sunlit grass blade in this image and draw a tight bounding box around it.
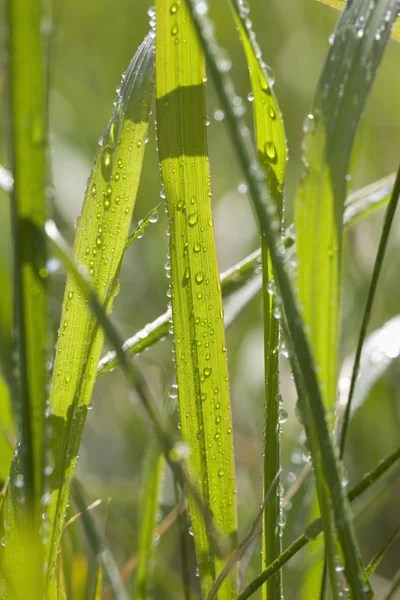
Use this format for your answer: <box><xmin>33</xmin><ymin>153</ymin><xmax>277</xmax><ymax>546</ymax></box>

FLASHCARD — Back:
<box><xmin>135</xmin><ymin>439</ymin><xmax>164</xmax><ymax>600</ymax></box>
<box><xmin>184</xmin><ymin>1</ymin><xmax>372</xmax><ymax>598</ymax></box>
<box><xmin>317</xmin><ymin>0</ymin><xmax>400</xmax><ymax>41</ymax></box>
<box><xmin>71</xmin><ymin>480</ymin><xmax>128</xmax><ymax>600</ymax></box>
<box><xmin>339</xmin><ymin>164</ymin><xmax>400</xmax><ymax>456</ymax></box>
<box><xmin>98</xmin><ymin>170</ymin><xmax>395</xmax><ymax>376</ymax></box>
<box><xmin>229</xmin><ymin>3</ymin><xmax>287</xmax><ymax>597</ymax></box>
<box><xmin>43</xmin><ymin>35</ymin><xmax>155</xmax><ymax>591</ymax></box>
<box><xmin>0</xmin><ymin>378</ymin><xmax>13</xmax><ymax>483</ymax></box>
<box><xmin>236</xmin><ymin>445</ymin><xmax>400</xmax><ymax>600</ymax></box>
<box><xmin>125</xmin><ymin>204</ymin><xmax>161</xmax><ymax>250</ymax></box>
<box><xmin>156</xmin><ymin>1</ymin><xmax>237</xmax><ymax>596</ymax></box>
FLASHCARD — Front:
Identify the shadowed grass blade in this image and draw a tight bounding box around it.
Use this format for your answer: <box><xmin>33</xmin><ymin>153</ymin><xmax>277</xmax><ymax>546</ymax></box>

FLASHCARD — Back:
<box><xmin>229</xmin><ymin>3</ymin><xmax>287</xmax><ymax>598</ymax></box>
<box><xmin>237</xmin><ymin>445</ymin><xmax>400</xmax><ymax>600</ymax></box>
<box><xmin>183</xmin><ymin>1</ymin><xmax>374</xmax><ymax>597</ymax></box>
<box><xmin>156</xmin><ymin>1</ymin><xmax>237</xmax><ymax>596</ymax></box>
<box><xmin>43</xmin><ymin>35</ymin><xmax>155</xmax><ymax>591</ymax></box>
<box><xmin>135</xmin><ymin>439</ymin><xmax>164</xmax><ymax>600</ymax></box>
<box><xmin>317</xmin><ymin>0</ymin><xmax>400</xmax><ymax>41</ymax></box>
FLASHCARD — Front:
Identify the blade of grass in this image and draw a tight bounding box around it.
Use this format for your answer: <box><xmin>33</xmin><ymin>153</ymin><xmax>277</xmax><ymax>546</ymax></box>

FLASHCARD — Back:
<box><xmin>71</xmin><ymin>480</ymin><xmax>128</xmax><ymax>600</ymax></box>
<box><xmin>383</xmin><ymin>569</ymin><xmax>400</xmax><ymax>600</ymax></box>
<box><xmin>43</xmin><ymin>34</ymin><xmax>155</xmax><ymax>591</ymax></box>
<box><xmin>135</xmin><ymin>439</ymin><xmax>165</xmax><ymax>600</ymax></box>
<box><xmin>339</xmin><ymin>163</ymin><xmax>400</xmax><ymax>457</ymax></box>
<box><xmin>237</xmin><ymin>445</ymin><xmax>400</xmax><ymax>600</ymax></box>
<box><xmin>156</xmin><ymin>1</ymin><xmax>237</xmax><ymax>596</ymax></box>
<box><xmin>183</xmin><ymin>1</ymin><xmax>372</xmax><ymax>597</ymax></box>
<box><xmin>0</xmin><ymin>378</ymin><xmax>13</xmax><ymax>483</ymax></box>
<box><xmin>366</xmin><ymin>523</ymin><xmax>400</xmax><ymax>579</ymax></box>
<box><xmin>97</xmin><ymin>171</ymin><xmax>396</xmax><ymax>376</ymax></box>
<box><xmin>317</xmin><ymin>0</ymin><xmax>400</xmax><ymax>41</ymax></box>
<box><xmin>229</xmin><ymin>3</ymin><xmax>287</xmax><ymax>598</ymax></box>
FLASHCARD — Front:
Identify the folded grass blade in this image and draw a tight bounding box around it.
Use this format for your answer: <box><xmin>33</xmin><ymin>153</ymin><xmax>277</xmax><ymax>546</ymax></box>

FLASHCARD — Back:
<box><xmin>229</xmin><ymin>3</ymin><xmax>287</xmax><ymax>598</ymax></box>
<box><xmin>44</xmin><ymin>35</ymin><xmax>155</xmax><ymax>590</ymax></box>
<box><xmin>184</xmin><ymin>1</ymin><xmax>373</xmax><ymax>597</ymax></box>
<box><xmin>156</xmin><ymin>1</ymin><xmax>237</xmax><ymax>596</ymax></box>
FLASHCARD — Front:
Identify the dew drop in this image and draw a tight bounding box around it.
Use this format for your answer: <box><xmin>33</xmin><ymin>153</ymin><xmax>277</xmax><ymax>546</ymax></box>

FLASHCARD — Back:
<box><xmin>265</xmin><ymin>141</ymin><xmax>277</xmax><ymax>161</ymax></box>
<box><xmin>188</xmin><ymin>212</ymin><xmax>198</xmax><ymax>226</ymax></box>
<box><xmin>171</xmin><ymin>23</ymin><xmax>179</xmax><ymax>36</ymax></box>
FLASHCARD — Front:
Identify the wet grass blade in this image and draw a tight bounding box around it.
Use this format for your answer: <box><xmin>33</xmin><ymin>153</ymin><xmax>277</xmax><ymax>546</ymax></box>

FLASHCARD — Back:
<box><xmin>237</xmin><ymin>445</ymin><xmax>400</xmax><ymax>600</ymax></box>
<box><xmin>339</xmin><ymin>164</ymin><xmax>400</xmax><ymax>457</ymax></box>
<box><xmin>184</xmin><ymin>1</ymin><xmax>377</xmax><ymax>597</ymax></box>
<box><xmin>43</xmin><ymin>35</ymin><xmax>155</xmax><ymax>591</ymax></box>
<box><xmin>156</xmin><ymin>1</ymin><xmax>237</xmax><ymax>596</ymax></box>
<box><xmin>317</xmin><ymin>0</ymin><xmax>400</xmax><ymax>41</ymax></box>
<box><xmin>229</xmin><ymin>3</ymin><xmax>287</xmax><ymax>598</ymax></box>
<box><xmin>97</xmin><ymin>171</ymin><xmax>395</xmax><ymax>376</ymax></box>
<box><xmin>135</xmin><ymin>439</ymin><xmax>164</xmax><ymax>600</ymax></box>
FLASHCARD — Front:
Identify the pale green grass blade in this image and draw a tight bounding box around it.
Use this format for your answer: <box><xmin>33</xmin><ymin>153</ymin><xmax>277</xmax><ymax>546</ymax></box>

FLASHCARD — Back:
<box><xmin>125</xmin><ymin>204</ymin><xmax>161</xmax><ymax>250</ymax></box>
<box><xmin>229</xmin><ymin>4</ymin><xmax>287</xmax><ymax>598</ymax></box>
<box><xmin>6</xmin><ymin>0</ymin><xmax>47</xmax><ymax>517</ymax></box>
<box><xmin>237</xmin><ymin>445</ymin><xmax>400</xmax><ymax>600</ymax></box>
<box><xmin>339</xmin><ymin>164</ymin><xmax>400</xmax><ymax>456</ymax></box>
<box><xmin>317</xmin><ymin>0</ymin><xmax>400</xmax><ymax>41</ymax></box>
<box><xmin>43</xmin><ymin>35</ymin><xmax>155</xmax><ymax>591</ymax></box>
<box><xmin>0</xmin><ymin>377</ymin><xmax>13</xmax><ymax>483</ymax></box>
<box><xmin>184</xmin><ymin>1</ymin><xmax>371</xmax><ymax>597</ymax></box>
<box><xmin>156</xmin><ymin>1</ymin><xmax>237</xmax><ymax>597</ymax></box>
<box><xmin>135</xmin><ymin>439</ymin><xmax>164</xmax><ymax>600</ymax></box>
<box><xmin>71</xmin><ymin>480</ymin><xmax>128</xmax><ymax>600</ymax></box>
<box><xmin>93</xmin><ymin>565</ymin><xmax>102</xmax><ymax>600</ymax></box>
<box><xmin>98</xmin><ymin>171</ymin><xmax>395</xmax><ymax>376</ymax></box>
<box><xmin>366</xmin><ymin>523</ymin><xmax>400</xmax><ymax>579</ymax></box>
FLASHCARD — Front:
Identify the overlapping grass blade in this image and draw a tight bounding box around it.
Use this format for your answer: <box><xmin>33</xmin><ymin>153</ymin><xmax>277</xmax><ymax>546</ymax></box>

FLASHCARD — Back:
<box><xmin>183</xmin><ymin>1</ymin><xmax>374</xmax><ymax>597</ymax></box>
<box><xmin>317</xmin><ymin>0</ymin><xmax>400</xmax><ymax>41</ymax></box>
<box><xmin>237</xmin><ymin>445</ymin><xmax>400</xmax><ymax>600</ymax></box>
<box><xmin>135</xmin><ymin>439</ymin><xmax>164</xmax><ymax>600</ymax></box>
<box><xmin>43</xmin><ymin>35</ymin><xmax>155</xmax><ymax>591</ymax></box>
<box><xmin>229</xmin><ymin>3</ymin><xmax>287</xmax><ymax>597</ymax></box>
<box><xmin>156</xmin><ymin>1</ymin><xmax>237</xmax><ymax>596</ymax></box>
<box><xmin>98</xmin><ymin>171</ymin><xmax>395</xmax><ymax>376</ymax></box>
<box><xmin>339</xmin><ymin>164</ymin><xmax>400</xmax><ymax>456</ymax></box>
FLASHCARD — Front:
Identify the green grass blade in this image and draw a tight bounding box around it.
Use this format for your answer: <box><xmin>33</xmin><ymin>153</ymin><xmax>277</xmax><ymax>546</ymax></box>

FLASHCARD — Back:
<box><xmin>317</xmin><ymin>0</ymin><xmax>400</xmax><ymax>41</ymax></box>
<box><xmin>383</xmin><ymin>569</ymin><xmax>400</xmax><ymax>600</ymax></box>
<box><xmin>156</xmin><ymin>1</ymin><xmax>237</xmax><ymax>596</ymax></box>
<box><xmin>6</xmin><ymin>0</ymin><xmax>47</xmax><ymax>517</ymax></box>
<box><xmin>135</xmin><ymin>439</ymin><xmax>164</xmax><ymax>600</ymax></box>
<box><xmin>0</xmin><ymin>377</ymin><xmax>13</xmax><ymax>483</ymax></box>
<box><xmin>184</xmin><ymin>1</ymin><xmax>371</xmax><ymax>597</ymax></box>
<box><xmin>339</xmin><ymin>164</ymin><xmax>400</xmax><ymax>457</ymax></box>
<box><xmin>229</xmin><ymin>4</ymin><xmax>287</xmax><ymax>598</ymax></box>
<box><xmin>339</xmin><ymin>315</ymin><xmax>400</xmax><ymax>419</ymax></box>
<box><xmin>97</xmin><ymin>171</ymin><xmax>395</xmax><ymax>376</ymax></box>
<box><xmin>366</xmin><ymin>522</ymin><xmax>400</xmax><ymax>579</ymax></box>
<box><xmin>125</xmin><ymin>204</ymin><xmax>161</xmax><ymax>250</ymax></box>
<box><xmin>237</xmin><ymin>445</ymin><xmax>400</xmax><ymax>600</ymax></box>
<box><xmin>71</xmin><ymin>480</ymin><xmax>128</xmax><ymax>600</ymax></box>
<box><xmin>44</xmin><ymin>35</ymin><xmax>155</xmax><ymax>590</ymax></box>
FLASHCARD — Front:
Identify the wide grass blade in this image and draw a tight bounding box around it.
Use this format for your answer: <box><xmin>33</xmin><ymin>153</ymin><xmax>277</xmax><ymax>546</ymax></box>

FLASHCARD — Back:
<box><xmin>229</xmin><ymin>3</ymin><xmax>287</xmax><ymax>598</ymax></box>
<box><xmin>339</xmin><ymin>164</ymin><xmax>400</xmax><ymax>456</ymax></box>
<box><xmin>237</xmin><ymin>445</ymin><xmax>400</xmax><ymax>600</ymax></box>
<box><xmin>317</xmin><ymin>0</ymin><xmax>400</xmax><ymax>41</ymax></box>
<box><xmin>183</xmin><ymin>1</ymin><xmax>376</xmax><ymax>597</ymax></box>
<box><xmin>156</xmin><ymin>1</ymin><xmax>237</xmax><ymax>596</ymax></box>
<box><xmin>135</xmin><ymin>439</ymin><xmax>164</xmax><ymax>600</ymax></box>
<box><xmin>43</xmin><ymin>35</ymin><xmax>155</xmax><ymax>591</ymax></box>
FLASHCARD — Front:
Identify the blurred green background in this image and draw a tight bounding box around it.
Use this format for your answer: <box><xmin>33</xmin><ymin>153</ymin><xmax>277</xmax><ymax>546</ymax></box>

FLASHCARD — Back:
<box><xmin>1</xmin><ymin>0</ymin><xmax>400</xmax><ymax>598</ymax></box>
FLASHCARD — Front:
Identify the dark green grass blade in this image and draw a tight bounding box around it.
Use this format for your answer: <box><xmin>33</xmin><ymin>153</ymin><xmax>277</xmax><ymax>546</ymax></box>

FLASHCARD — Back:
<box><xmin>183</xmin><ymin>1</ymin><xmax>371</xmax><ymax>597</ymax></box>
<box><xmin>339</xmin><ymin>164</ymin><xmax>400</xmax><ymax>457</ymax></box>
<box><xmin>97</xmin><ymin>172</ymin><xmax>395</xmax><ymax>376</ymax></box>
<box><xmin>156</xmin><ymin>1</ymin><xmax>237</xmax><ymax>596</ymax></box>
<box><xmin>6</xmin><ymin>0</ymin><xmax>47</xmax><ymax>517</ymax></box>
<box><xmin>135</xmin><ymin>439</ymin><xmax>164</xmax><ymax>600</ymax></box>
<box><xmin>43</xmin><ymin>35</ymin><xmax>155</xmax><ymax>591</ymax></box>
<box><xmin>237</xmin><ymin>445</ymin><xmax>400</xmax><ymax>600</ymax></box>
<box><xmin>366</xmin><ymin>523</ymin><xmax>400</xmax><ymax>579</ymax></box>
<box><xmin>229</xmin><ymin>3</ymin><xmax>287</xmax><ymax>598</ymax></box>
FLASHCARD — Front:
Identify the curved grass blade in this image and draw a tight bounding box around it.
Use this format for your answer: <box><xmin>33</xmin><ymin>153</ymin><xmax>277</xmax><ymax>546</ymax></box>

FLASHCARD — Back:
<box><xmin>184</xmin><ymin>1</ymin><xmax>371</xmax><ymax>597</ymax></box>
<box><xmin>229</xmin><ymin>3</ymin><xmax>287</xmax><ymax>597</ymax></box>
<box><xmin>125</xmin><ymin>204</ymin><xmax>161</xmax><ymax>250</ymax></box>
<box><xmin>135</xmin><ymin>439</ymin><xmax>164</xmax><ymax>600</ymax></box>
<box><xmin>317</xmin><ymin>0</ymin><xmax>400</xmax><ymax>41</ymax></box>
<box><xmin>156</xmin><ymin>1</ymin><xmax>237</xmax><ymax>596</ymax></box>
<box><xmin>71</xmin><ymin>480</ymin><xmax>128</xmax><ymax>600</ymax></box>
<box><xmin>237</xmin><ymin>445</ymin><xmax>400</xmax><ymax>600</ymax></box>
<box><xmin>97</xmin><ymin>171</ymin><xmax>395</xmax><ymax>376</ymax></box>
<box><xmin>339</xmin><ymin>164</ymin><xmax>400</xmax><ymax>457</ymax></box>
<box><xmin>43</xmin><ymin>35</ymin><xmax>155</xmax><ymax>590</ymax></box>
